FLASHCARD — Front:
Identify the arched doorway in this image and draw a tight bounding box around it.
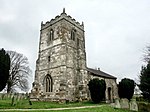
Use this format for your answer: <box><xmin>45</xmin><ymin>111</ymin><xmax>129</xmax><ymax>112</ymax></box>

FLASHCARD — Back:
<box><xmin>44</xmin><ymin>74</ymin><xmax>53</xmax><ymax>92</ymax></box>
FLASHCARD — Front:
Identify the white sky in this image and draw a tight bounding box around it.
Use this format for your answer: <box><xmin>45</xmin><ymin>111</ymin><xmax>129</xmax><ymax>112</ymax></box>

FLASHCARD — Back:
<box><xmin>0</xmin><ymin>0</ymin><xmax>150</xmax><ymax>89</ymax></box>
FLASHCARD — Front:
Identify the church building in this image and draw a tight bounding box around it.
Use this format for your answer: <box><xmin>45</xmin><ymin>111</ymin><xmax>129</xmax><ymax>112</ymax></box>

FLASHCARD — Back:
<box><xmin>30</xmin><ymin>9</ymin><xmax>118</xmax><ymax>102</ymax></box>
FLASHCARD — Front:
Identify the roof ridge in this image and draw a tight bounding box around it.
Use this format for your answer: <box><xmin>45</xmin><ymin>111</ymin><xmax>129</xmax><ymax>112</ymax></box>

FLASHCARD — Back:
<box><xmin>87</xmin><ymin>67</ymin><xmax>117</xmax><ymax>79</ymax></box>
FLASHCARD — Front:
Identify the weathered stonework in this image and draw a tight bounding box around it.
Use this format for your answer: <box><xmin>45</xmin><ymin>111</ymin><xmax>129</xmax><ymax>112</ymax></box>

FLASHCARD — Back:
<box><xmin>87</xmin><ymin>74</ymin><xmax>118</xmax><ymax>102</ymax></box>
<box><xmin>30</xmin><ymin>9</ymin><xmax>118</xmax><ymax>102</ymax></box>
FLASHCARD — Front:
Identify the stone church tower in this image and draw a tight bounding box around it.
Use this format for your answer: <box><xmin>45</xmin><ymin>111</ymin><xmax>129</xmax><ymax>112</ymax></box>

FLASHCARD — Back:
<box><xmin>30</xmin><ymin>9</ymin><xmax>89</xmax><ymax>101</ymax></box>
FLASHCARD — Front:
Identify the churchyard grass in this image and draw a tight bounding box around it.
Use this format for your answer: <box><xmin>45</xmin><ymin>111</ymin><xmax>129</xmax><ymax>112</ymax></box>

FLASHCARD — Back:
<box><xmin>44</xmin><ymin>106</ymin><xmax>132</xmax><ymax>112</ymax></box>
<box><xmin>0</xmin><ymin>96</ymin><xmax>133</xmax><ymax>111</ymax></box>
<box><xmin>0</xmin><ymin>98</ymin><xmax>101</xmax><ymax>109</ymax></box>
<box><xmin>0</xmin><ymin>106</ymin><xmax>133</xmax><ymax>112</ymax></box>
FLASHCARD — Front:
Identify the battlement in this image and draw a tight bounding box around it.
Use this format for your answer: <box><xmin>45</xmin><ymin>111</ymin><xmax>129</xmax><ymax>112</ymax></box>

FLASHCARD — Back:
<box><xmin>41</xmin><ymin>8</ymin><xmax>84</xmax><ymax>30</ymax></box>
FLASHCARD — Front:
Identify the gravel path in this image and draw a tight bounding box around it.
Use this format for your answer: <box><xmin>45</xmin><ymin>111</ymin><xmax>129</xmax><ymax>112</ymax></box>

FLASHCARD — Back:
<box><xmin>0</xmin><ymin>105</ymin><xmax>105</xmax><ymax>111</ymax></box>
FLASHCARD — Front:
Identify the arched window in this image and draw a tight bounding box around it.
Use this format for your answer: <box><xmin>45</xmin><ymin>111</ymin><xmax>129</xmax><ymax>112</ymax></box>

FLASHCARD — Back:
<box><xmin>71</xmin><ymin>29</ymin><xmax>76</xmax><ymax>41</ymax></box>
<box><xmin>44</xmin><ymin>75</ymin><xmax>53</xmax><ymax>92</ymax></box>
<box><xmin>50</xmin><ymin>29</ymin><xmax>54</xmax><ymax>41</ymax></box>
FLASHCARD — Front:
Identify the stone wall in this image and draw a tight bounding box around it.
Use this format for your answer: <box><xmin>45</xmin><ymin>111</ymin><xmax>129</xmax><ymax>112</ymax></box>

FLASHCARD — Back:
<box><xmin>30</xmin><ymin>10</ymin><xmax>88</xmax><ymax>102</ymax></box>
<box><xmin>87</xmin><ymin>73</ymin><xmax>118</xmax><ymax>102</ymax></box>
<box><xmin>30</xmin><ymin>10</ymin><xmax>118</xmax><ymax>102</ymax></box>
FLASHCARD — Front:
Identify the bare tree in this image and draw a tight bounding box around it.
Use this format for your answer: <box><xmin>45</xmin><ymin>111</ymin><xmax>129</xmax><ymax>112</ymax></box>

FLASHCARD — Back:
<box><xmin>144</xmin><ymin>45</ymin><xmax>150</xmax><ymax>63</ymax></box>
<box><xmin>7</xmin><ymin>51</ymin><xmax>31</xmax><ymax>93</ymax></box>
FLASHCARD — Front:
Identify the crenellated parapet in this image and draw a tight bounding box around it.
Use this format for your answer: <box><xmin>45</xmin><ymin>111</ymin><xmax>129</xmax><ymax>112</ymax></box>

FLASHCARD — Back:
<box><xmin>41</xmin><ymin>8</ymin><xmax>84</xmax><ymax>30</ymax></box>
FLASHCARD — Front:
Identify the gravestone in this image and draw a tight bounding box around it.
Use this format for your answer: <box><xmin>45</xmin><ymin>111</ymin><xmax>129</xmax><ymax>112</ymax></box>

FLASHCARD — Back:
<box><xmin>18</xmin><ymin>94</ymin><xmax>21</xmax><ymax>101</ymax></box>
<box><xmin>11</xmin><ymin>96</ymin><xmax>15</xmax><ymax>106</ymax></box>
<box><xmin>22</xmin><ymin>93</ymin><xmax>26</xmax><ymax>99</ymax></box>
<box><xmin>115</xmin><ymin>98</ymin><xmax>121</xmax><ymax>108</ymax></box>
<box><xmin>8</xmin><ymin>94</ymin><xmax>12</xmax><ymax>99</ymax></box>
<box><xmin>10</xmin><ymin>94</ymin><xmax>12</xmax><ymax>99</ymax></box>
<box><xmin>14</xmin><ymin>94</ymin><xmax>17</xmax><ymax>101</ymax></box>
<box><xmin>6</xmin><ymin>94</ymin><xmax>9</xmax><ymax>99</ymax></box>
<box><xmin>17</xmin><ymin>94</ymin><xmax>21</xmax><ymax>101</ymax></box>
<box><xmin>129</xmin><ymin>99</ymin><xmax>138</xmax><ymax>111</ymax></box>
<box><xmin>10</xmin><ymin>94</ymin><xmax>14</xmax><ymax>99</ymax></box>
<box><xmin>2</xmin><ymin>94</ymin><xmax>5</xmax><ymax>99</ymax></box>
<box><xmin>120</xmin><ymin>98</ymin><xmax>129</xmax><ymax>109</ymax></box>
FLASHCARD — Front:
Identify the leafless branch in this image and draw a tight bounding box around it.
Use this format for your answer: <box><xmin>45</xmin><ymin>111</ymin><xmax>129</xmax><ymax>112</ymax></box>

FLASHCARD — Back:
<box><xmin>143</xmin><ymin>45</ymin><xmax>150</xmax><ymax>63</ymax></box>
<box><xmin>6</xmin><ymin>51</ymin><xmax>32</xmax><ymax>93</ymax></box>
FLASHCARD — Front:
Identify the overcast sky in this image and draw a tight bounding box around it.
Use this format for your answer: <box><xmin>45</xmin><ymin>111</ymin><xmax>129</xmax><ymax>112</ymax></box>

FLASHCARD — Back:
<box><xmin>1</xmin><ymin>0</ymin><xmax>150</xmax><ymax>88</ymax></box>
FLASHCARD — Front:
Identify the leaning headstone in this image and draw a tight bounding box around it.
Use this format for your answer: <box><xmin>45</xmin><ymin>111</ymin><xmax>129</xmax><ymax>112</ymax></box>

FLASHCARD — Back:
<box><xmin>129</xmin><ymin>99</ymin><xmax>138</xmax><ymax>111</ymax></box>
<box><xmin>11</xmin><ymin>96</ymin><xmax>15</xmax><ymax>106</ymax></box>
<box><xmin>7</xmin><ymin>93</ymin><xmax>10</xmax><ymax>99</ymax></box>
<box><xmin>7</xmin><ymin>94</ymin><xmax>9</xmax><ymax>99</ymax></box>
<box><xmin>4</xmin><ymin>94</ymin><xmax>7</xmax><ymax>99</ymax></box>
<box><xmin>10</xmin><ymin>94</ymin><xmax>14</xmax><ymax>99</ymax></box>
<box><xmin>120</xmin><ymin>98</ymin><xmax>129</xmax><ymax>109</ymax></box>
<box><xmin>16</xmin><ymin>94</ymin><xmax>20</xmax><ymax>101</ymax></box>
<box><xmin>20</xmin><ymin>93</ymin><xmax>23</xmax><ymax>100</ymax></box>
<box><xmin>115</xmin><ymin>98</ymin><xmax>121</xmax><ymax>108</ymax></box>
<box><xmin>20</xmin><ymin>95</ymin><xmax>23</xmax><ymax>100</ymax></box>
<box><xmin>2</xmin><ymin>94</ymin><xmax>4</xmax><ymax>100</ymax></box>
<box><xmin>3</xmin><ymin>94</ymin><xmax>6</xmax><ymax>100</ymax></box>
<box><xmin>14</xmin><ymin>94</ymin><xmax>17</xmax><ymax>101</ymax></box>
<box><xmin>17</xmin><ymin>94</ymin><xmax>21</xmax><ymax>101</ymax></box>
<box><xmin>5</xmin><ymin>94</ymin><xmax>7</xmax><ymax>99</ymax></box>
<box><xmin>7</xmin><ymin>94</ymin><xmax>10</xmax><ymax>99</ymax></box>
<box><xmin>0</xmin><ymin>94</ymin><xmax>3</xmax><ymax>99</ymax></box>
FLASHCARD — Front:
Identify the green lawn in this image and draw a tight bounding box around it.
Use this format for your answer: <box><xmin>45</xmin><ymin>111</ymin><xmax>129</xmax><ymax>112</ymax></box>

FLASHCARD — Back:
<box><xmin>47</xmin><ymin>106</ymin><xmax>132</xmax><ymax>112</ymax></box>
<box><xmin>0</xmin><ymin>99</ymin><xmax>100</xmax><ymax>109</ymax></box>
<box><xmin>0</xmin><ymin>98</ymin><xmax>133</xmax><ymax>112</ymax></box>
<box><xmin>0</xmin><ymin>106</ymin><xmax>133</xmax><ymax>112</ymax></box>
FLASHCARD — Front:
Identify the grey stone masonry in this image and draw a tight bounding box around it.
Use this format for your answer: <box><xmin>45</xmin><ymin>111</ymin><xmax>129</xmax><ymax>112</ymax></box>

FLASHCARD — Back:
<box><xmin>30</xmin><ymin>8</ymin><xmax>118</xmax><ymax>102</ymax></box>
<box><xmin>30</xmin><ymin>8</ymin><xmax>88</xmax><ymax>102</ymax></box>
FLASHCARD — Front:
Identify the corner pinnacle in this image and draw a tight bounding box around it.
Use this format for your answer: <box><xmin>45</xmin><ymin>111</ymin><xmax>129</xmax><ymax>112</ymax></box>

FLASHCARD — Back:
<box><xmin>63</xmin><ymin>8</ymin><xmax>65</xmax><ymax>13</ymax></box>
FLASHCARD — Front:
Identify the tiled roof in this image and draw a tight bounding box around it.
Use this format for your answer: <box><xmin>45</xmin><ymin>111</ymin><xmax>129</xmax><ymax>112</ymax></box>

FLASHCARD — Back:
<box><xmin>87</xmin><ymin>67</ymin><xmax>117</xmax><ymax>79</ymax></box>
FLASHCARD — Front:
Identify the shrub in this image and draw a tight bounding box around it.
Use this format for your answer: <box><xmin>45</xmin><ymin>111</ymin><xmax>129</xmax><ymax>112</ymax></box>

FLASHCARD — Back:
<box><xmin>118</xmin><ymin>78</ymin><xmax>135</xmax><ymax>100</ymax></box>
<box><xmin>0</xmin><ymin>48</ymin><xmax>10</xmax><ymax>91</ymax></box>
<box><xmin>138</xmin><ymin>102</ymin><xmax>150</xmax><ymax>112</ymax></box>
<box><xmin>88</xmin><ymin>78</ymin><xmax>106</xmax><ymax>103</ymax></box>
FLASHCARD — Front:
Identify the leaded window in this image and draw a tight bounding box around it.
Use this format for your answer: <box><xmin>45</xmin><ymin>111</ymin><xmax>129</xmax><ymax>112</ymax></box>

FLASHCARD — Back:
<box><xmin>44</xmin><ymin>75</ymin><xmax>53</xmax><ymax>92</ymax></box>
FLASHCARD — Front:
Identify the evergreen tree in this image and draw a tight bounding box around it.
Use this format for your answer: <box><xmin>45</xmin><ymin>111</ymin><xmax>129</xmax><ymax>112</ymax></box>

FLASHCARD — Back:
<box><xmin>139</xmin><ymin>62</ymin><xmax>150</xmax><ymax>102</ymax></box>
<box><xmin>0</xmin><ymin>48</ymin><xmax>10</xmax><ymax>91</ymax></box>
<box><xmin>88</xmin><ymin>78</ymin><xmax>106</xmax><ymax>103</ymax></box>
<box><xmin>118</xmin><ymin>78</ymin><xmax>135</xmax><ymax>100</ymax></box>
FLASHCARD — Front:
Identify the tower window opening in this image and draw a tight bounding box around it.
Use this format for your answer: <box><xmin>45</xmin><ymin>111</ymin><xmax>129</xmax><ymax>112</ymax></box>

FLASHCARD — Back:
<box><xmin>77</xmin><ymin>38</ymin><xmax>79</xmax><ymax>47</ymax></box>
<box><xmin>48</xmin><ymin>56</ymin><xmax>50</xmax><ymax>62</ymax></box>
<box><xmin>50</xmin><ymin>29</ymin><xmax>54</xmax><ymax>41</ymax></box>
<box><xmin>71</xmin><ymin>29</ymin><xmax>76</xmax><ymax>41</ymax></box>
